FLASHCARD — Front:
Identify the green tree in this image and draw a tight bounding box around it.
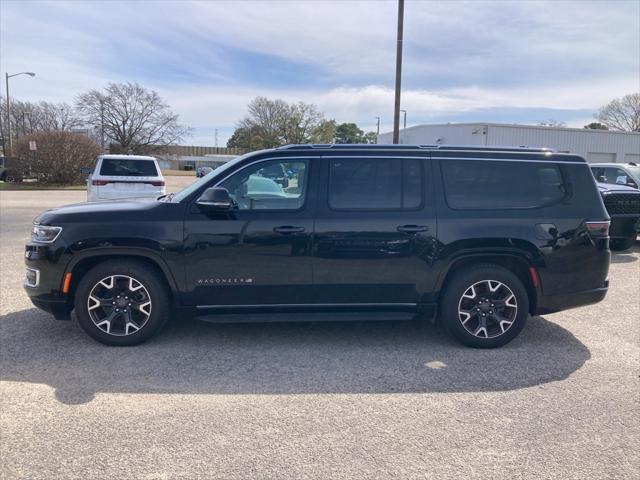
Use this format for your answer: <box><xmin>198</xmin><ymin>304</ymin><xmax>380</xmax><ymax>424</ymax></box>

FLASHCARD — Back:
<box><xmin>363</xmin><ymin>131</ymin><xmax>378</xmax><ymax>144</ymax></box>
<box><xmin>226</xmin><ymin>126</ymin><xmax>256</xmax><ymax>149</ymax></box>
<box><xmin>584</xmin><ymin>122</ymin><xmax>609</xmax><ymax>130</ymax></box>
<box><xmin>333</xmin><ymin>123</ymin><xmax>377</xmax><ymax>144</ymax></box>
<box><xmin>334</xmin><ymin>122</ymin><xmax>365</xmax><ymax>143</ymax></box>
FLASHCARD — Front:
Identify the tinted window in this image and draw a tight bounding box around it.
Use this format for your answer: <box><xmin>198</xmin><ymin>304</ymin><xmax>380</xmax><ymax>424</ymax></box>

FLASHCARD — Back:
<box><xmin>441</xmin><ymin>160</ymin><xmax>566</xmax><ymax>209</ymax></box>
<box><xmin>100</xmin><ymin>158</ymin><xmax>158</xmax><ymax>176</ymax></box>
<box><xmin>329</xmin><ymin>158</ymin><xmax>423</xmax><ymax>210</ymax></box>
<box><xmin>219</xmin><ymin>159</ymin><xmax>308</xmax><ymax>210</ymax></box>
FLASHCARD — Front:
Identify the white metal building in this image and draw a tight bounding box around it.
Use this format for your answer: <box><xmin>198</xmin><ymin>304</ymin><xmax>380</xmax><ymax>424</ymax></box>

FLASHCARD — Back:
<box><xmin>377</xmin><ymin>123</ymin><xmax>640</xmax><ymax>163</ymax></box>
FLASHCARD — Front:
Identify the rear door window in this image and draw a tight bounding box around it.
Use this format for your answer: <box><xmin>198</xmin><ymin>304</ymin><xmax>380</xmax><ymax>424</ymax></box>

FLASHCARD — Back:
<box><xmin>328</xmin><ymin>158</ymin><xmax>424</xmax><ymax>210</ymax></box>
<box><xmin>100</xmin><ymin>159</ymin><xmax>159</xmax><ymax>177</ymax></box>
<box><xmin>441</xmin><ymin>159</ymin><xmax>566</xmax><ymax>209</ymax></box>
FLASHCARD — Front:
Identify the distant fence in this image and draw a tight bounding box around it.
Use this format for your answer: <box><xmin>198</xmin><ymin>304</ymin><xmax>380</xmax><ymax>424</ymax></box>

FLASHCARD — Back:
<box><xmin>108</xmin><ymin>144</ymin><xmax>248</xmax><ymax>156</ymax></box>
<box><xmin>160</xmin><ymin>145</ymin><xmax>247</xmax><ymax>156</ymax></box>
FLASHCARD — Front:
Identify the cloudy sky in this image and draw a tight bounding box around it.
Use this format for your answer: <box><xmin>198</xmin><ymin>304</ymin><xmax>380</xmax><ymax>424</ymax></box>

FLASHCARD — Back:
<box><xmin>1</xmin><ymin>0</ymin><xmax>639</xmax><ymax>145</ymax></box>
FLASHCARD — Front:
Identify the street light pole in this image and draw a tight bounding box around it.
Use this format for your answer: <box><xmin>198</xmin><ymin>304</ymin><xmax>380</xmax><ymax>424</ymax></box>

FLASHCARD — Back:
<box><xmin>4</xmin><ymin>71</ymin><xmax>36</xmax><ymax>156</ymax></box>
<box><xmin>392</xmin><ymin>0</ymin><xmax>405</xmax><ymax>144</ymax></box>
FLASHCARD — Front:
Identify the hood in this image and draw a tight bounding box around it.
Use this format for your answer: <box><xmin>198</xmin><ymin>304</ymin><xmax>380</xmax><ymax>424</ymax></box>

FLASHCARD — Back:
<box><xmin>596</xmin><ymin>182</ymin><xmax>639</xmax><ymax>194</ymax></box>
<box><xmin>35</xmin><ymin>198</ymin><xmax>160</xmax><ymax>225</ymax></box>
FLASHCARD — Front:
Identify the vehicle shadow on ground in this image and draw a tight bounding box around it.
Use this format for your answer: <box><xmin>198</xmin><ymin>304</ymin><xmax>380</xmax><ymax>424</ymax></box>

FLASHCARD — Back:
<box><xmin>0</xmin><ymin>308</ymin><xmax>590</xmax><ymax>405</ymax></box>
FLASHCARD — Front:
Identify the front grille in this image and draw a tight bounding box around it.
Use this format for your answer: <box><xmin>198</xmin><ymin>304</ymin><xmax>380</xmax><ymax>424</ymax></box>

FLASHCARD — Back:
<box><xmin>603</xmin><ymin>193</ymin><xmax>640</xmax><ymax>215</ymax></box>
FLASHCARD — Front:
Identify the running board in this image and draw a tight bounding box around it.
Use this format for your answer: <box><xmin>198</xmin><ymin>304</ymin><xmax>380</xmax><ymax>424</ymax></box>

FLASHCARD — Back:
<box><xmin>195</xmin><ymin>310</ymin><xmax>417</xmax><ymax>324</ymax></box>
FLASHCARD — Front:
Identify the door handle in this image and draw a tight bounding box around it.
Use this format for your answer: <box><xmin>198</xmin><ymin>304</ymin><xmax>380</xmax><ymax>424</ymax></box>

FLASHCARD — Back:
<box><xmin>397</xmin><ymin>225</ymin><xmax>429</xmax><ymax>234</ymax></box>
<box><xmin>274</xmin><ymin>225</ymin><xmax>306</xmax><ymax>234</ymax></box>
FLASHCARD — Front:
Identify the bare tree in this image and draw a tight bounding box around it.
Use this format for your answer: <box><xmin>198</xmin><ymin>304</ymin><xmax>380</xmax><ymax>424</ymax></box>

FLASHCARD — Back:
<box><xmin>76</xmin><ymin>82</ymin><xmax>191</xmax><ymax>154</ymax></box>
<box><xmin>233</xmin><ymin>97</ymin><xmax>327</xmax><ymax>149</ymax></box>
<box><xmin>595</xmin><ymin>92</ymin><xmax>640</xmax><ymax>132</ymax></box>
<box><xmin>282</xmin><ymin>102</ymin><xmax>324</xmax><ymax>144</ymax></box>
<box><xmin>0</xmin><ymin>97</ymin><xmax>83</xmax><ymax>150</ymax></box>
<box><xmin>14</xmin><ymin>131</ymin><xmax>101</xmax><ymax>184</ymax></box>
<box><xmin>537</xmin><ymin>119</ymin><xmax>567</xmax><ymax>127</ymax></box>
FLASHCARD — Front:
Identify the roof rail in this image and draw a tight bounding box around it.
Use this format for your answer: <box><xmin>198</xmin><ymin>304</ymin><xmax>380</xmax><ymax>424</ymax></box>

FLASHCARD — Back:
<box><xmin>274</xmin><ymin>143</ymin><xmax>559</xmax><ymax>153</ymax></box>
<box><xmin>276</xmin><ymin>144</ymin><xmax>335</xmax><ymax>150</ymax></box>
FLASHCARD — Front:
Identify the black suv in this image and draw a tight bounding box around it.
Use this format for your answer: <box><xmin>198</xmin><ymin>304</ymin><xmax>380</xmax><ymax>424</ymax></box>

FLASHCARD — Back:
<box><xmin>25</xmin><ymin>145</ymin><xmax>611</xmax><ymax>348</ymax></box>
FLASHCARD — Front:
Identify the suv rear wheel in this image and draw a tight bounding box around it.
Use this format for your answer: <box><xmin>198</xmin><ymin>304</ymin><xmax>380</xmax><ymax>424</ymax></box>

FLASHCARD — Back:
<box><xmin>440</xmin><ymin>264</ymin><xmax>529</xmax><ymax>348</ymax></box>
<box><xmin>74</xmin><ymin>260</ymin><xmax>170</xmax><ymax>346</ymax></box>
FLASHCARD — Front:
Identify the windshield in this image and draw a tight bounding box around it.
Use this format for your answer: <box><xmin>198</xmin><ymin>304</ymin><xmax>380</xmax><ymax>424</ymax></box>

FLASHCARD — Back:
<box><xmin>626</xmin><ymin>165</ymin><xmax>640</xmax><ymax>178</ymax></box>
<box><xmin>169</xmin><ymin>151</ymin><xmax>258</xmax><ymax>202</ymax></box>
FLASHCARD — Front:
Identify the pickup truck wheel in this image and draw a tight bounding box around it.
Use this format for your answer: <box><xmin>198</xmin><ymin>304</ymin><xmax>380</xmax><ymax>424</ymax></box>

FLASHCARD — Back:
<box><xmin>74</xmin><ymin>260</ymin><xmax>169</xmax><ymax>346</ymax></box>
<box><xmin>441</xmin><ymin>265</ymin><xmax>529</xmax><ymax>348</ymax></box>
<box><xmin>610</xmin><ymin>236</ymin><xmax>636</xmax><ymax>251</ymax></box>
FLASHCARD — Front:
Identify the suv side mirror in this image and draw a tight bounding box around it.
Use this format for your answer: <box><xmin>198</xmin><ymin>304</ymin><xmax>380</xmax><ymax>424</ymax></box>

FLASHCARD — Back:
<box><xmin>196</xmin><ymin>187</ymin><xmax>233</xmax><ymax>211</ymax></box>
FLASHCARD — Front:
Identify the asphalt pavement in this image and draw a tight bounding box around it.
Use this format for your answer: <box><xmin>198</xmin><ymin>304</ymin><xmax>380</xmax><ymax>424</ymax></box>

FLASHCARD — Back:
<box><xmin>1</xmin><ymin>185</ymin><xmax>638</xmax><ymax>479</ymax></box>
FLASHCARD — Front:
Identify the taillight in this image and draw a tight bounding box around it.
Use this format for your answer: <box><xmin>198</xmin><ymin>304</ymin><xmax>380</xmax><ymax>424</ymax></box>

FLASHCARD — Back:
<box><xmin>91</xmin><ymin>180</ymin><xmax>109</xmax><ymax>186</ymax></box>
<box><xmin>150</xmin><ymin>181</ymin><xmax>165</xmax><ymax>187</ymax></box>
<box><xmin>585</xmin><ymin>221</ymin><xmax>610</xmax><ymax>238</ymax></box>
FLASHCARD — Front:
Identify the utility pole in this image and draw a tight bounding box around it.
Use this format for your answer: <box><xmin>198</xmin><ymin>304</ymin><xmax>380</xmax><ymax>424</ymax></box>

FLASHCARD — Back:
<box><xmin>375</xmin><ymin>116</ymin><xmax>380</xmax><ymax>136</ymax></box>
<box><xmin>392</xmin><ymin>0</ymin><xmax>404</xmax><ymax>144</ymax></box>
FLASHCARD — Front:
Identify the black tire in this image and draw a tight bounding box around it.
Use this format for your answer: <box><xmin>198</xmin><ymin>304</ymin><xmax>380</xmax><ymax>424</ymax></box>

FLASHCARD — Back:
<box><xmin>440</xmin><ymin>264</ymin><xmax>529</xmax><ymax>348</ymax></box>
<box><xmin>74</xmin><ymin>260</ymin><xmax>170</xmax><ymax>346</ymax></box>
<box><xmin>610</xmin><ymin>236</ymin><xmax>636</xmax><ymax>252</ymax></box>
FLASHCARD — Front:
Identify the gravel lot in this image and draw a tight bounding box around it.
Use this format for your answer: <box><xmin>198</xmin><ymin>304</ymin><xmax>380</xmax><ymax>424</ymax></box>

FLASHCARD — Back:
<box><xmin>1</xmin><ymin>183</ymin><xmax>639</xmax><ymax>479</ymax></box>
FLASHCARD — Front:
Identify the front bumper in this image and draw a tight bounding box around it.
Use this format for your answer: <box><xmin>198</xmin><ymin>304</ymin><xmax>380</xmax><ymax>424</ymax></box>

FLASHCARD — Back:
<box><xmin>535</xmin><ymin>280</ymin><xmax>609</xmax><ymax>315</ymax></box>
<box><xmin>24</xmin><ymin>241</ymin><xmax>73</xmax><ymax>320</ymax></box>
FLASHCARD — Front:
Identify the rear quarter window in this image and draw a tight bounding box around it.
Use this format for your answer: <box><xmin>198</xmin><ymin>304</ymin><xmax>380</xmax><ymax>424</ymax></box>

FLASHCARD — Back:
<box><xmin>441</xmin><ymin>159</ymin><xmax>567</xmax><ymax>209</ymax></box>
<box><xmin>100</xmin><ymin>158</ymin><xmax>159</xmax><ymax>177</ymax></box>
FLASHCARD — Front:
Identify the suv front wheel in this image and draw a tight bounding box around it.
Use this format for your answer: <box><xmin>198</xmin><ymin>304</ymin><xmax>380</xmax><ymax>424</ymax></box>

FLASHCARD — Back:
<box><xmin>440</xmin><ymin>265</ymin><xmax>529</xmax><ymax>348</ymax></box>
<box><xmin>74</xmin><ymin>260</ymin><xmax>170</xmax><ymax>346</ymax></box>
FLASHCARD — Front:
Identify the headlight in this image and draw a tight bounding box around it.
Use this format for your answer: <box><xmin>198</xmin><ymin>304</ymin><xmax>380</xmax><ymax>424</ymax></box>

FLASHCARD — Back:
<box><xmin>32</xmin><ymin>225</ymin><xmax>62</xmax><ymax>243</ymax></box>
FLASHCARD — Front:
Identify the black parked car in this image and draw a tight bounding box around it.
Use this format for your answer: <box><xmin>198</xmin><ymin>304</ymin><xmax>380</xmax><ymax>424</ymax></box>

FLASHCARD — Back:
<box><xmin>597</xmin><ymin>182</ymin><xmax>640</xmax><ymax>251</ymax></box>
<box><xmin>25</xmin><ymin>144</ymin><xmax>611</xmax><ymax>348</ymax></box>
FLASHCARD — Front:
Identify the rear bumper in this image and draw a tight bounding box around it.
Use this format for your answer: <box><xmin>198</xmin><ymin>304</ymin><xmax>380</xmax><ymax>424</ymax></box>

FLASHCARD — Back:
<box><xmin>535</xmin><ymin>280</ymin><xmax>609</xmax><ymax>315</ymax></box>
<box><xmin>89</xmin><ymin>191</ymin><xmax>165</xmax><ymax>202</ymax></box>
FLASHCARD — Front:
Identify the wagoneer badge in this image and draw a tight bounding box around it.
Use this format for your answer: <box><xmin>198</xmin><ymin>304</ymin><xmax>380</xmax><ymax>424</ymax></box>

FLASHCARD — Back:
<box><xmin>197</xmin><ymin>278</ymin><xmax>254</xmax><ymax>285</ymax></box>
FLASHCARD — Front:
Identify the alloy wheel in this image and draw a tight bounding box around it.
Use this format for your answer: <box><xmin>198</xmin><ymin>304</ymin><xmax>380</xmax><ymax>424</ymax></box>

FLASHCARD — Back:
<box><xmin>87</xmin><ymin>275</ymin><xmax>152</xmax><ymax>336</ymax></box>
<box><xmin>457</xmin><ymin>279</ymin><xmax>518</xmax><ymax>338</ymax></box>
